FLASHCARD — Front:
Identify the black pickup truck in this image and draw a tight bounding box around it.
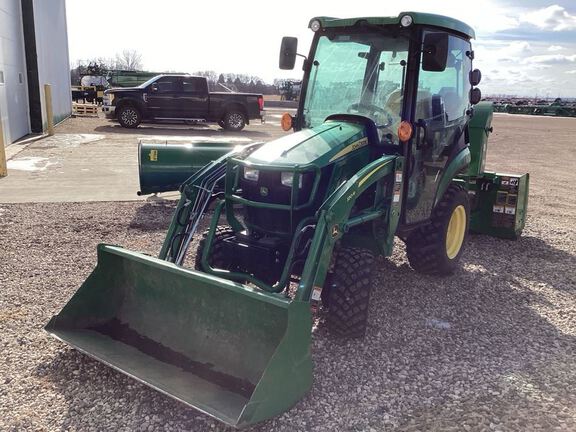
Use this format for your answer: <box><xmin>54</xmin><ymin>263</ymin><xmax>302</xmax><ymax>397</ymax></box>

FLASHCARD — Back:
<box><xmin>102</xmin><ymin>74</ymin><xmax>265</xmax><ymax>130</ymax></box>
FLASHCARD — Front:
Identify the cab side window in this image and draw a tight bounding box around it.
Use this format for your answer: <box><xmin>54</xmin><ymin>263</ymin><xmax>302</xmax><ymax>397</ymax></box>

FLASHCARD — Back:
<box><xmin>417</xmin><ymin>34</ymin><xmax>472</xmax><ymax>124</ymax></box>
<box><xmin>182</xmin><ymin>77</ymin><xmax>208</xmax><ymax>94</ymax></box>
<box><xmin>155</xmin><ymin>77</ymin><xmax>177</xmax><ymax>93</ymax></box>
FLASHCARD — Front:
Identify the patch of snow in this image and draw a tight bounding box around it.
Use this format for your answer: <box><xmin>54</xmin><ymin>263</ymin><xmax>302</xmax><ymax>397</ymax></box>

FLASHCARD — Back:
<box><xmin>7</xmin><ymin>157</ymin><xmax>55</xmax><ymax>172</ymax></box>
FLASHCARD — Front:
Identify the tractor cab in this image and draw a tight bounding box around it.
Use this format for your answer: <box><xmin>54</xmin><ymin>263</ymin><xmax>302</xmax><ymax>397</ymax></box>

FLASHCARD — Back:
<box><xmin>281</xmin><ymin>13</ymin><xmax>482</xmax><ymax>224</ymax></box>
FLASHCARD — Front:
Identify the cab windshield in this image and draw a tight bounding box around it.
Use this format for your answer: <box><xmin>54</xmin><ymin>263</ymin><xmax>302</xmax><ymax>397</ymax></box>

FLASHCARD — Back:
<box><xmin>302</xmin><ymin>31</ymin><xmax>409</xmax><ymax>139</ymax></box>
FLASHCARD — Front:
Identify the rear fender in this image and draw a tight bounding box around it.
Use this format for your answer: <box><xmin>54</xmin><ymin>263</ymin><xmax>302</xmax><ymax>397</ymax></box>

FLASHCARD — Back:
<box><xmin>433</xmin><ymin>147</ymin><xmax>471</xmax><ymax>207</ymax></box>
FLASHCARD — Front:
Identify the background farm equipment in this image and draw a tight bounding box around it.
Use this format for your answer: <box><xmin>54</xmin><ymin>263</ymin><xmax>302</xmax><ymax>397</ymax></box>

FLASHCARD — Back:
<box><xmin>276</xmin><ymin>79</ymin><xmax>302</xmax><ymax>101</ymax></box>
<box><xmin>492</xmin><ymin>97</ymin><xmax>576</xmax><ymax>117</ymax></box>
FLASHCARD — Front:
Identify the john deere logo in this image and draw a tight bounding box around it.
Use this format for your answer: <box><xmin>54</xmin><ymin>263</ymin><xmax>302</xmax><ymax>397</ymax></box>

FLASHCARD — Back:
<box><xmin>260</xmin><ymin>186</ymin><xmax>269</xmax><ymax>196</ymax></box>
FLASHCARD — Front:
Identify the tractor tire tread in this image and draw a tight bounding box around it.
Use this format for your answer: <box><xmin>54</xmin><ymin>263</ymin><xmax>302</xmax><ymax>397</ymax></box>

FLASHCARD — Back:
<box><xmin>406</xmin><ymin>184</ymin><xmax>469</xmax><ymax>275</ymax></box>
<box><xmin>195</xmin><ymin>225</ymin><xmax>234</xmax><ymax>271</ymax></box>
<box><xmin>325</xmin><ymin>247</ymin><xmax>375</xmax><ymax>339</ymax></box>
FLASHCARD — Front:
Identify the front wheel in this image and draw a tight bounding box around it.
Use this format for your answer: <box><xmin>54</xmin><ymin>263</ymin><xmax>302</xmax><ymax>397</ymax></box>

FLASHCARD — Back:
<box><xmin>406</xmin><ymin>184</ymin><xmax>470</xmax><ymax>275</ymax></box>
<box><xmin>195</xmin><ymin>226</ymin><xmax>235</xmax><ymax>271</ymax></box>
<box><xmin>117</xmin><ymin>105</ymin><xmax>141</xmax><ymax>128</ymax></box>
<box><xmin>323</xmin><ymin>247</ymin><xmax>376</xmax><ymax>339</ymax></box>
<box><xmin>222</xmin><ymin>111</ymin><xmax>246</xmax><ymax>131</ymax></box>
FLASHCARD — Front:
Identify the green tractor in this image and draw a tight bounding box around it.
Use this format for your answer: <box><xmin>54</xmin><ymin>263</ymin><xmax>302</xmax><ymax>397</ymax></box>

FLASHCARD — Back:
<box><xmin>46</xmin><ymin>12</ymin><xmax>529</xmax><ymax>428</ymax></box>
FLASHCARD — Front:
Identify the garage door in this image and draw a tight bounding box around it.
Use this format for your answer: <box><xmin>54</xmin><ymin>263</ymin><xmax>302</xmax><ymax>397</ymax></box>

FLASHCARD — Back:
<box><xmin>0</xmin><ymin>0</ymin><xmax>30</xmax><ymax>144</ymax></box>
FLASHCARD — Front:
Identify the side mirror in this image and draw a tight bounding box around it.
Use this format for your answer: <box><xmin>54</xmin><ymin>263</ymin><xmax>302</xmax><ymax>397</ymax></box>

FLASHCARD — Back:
<box><xmin>422</xmin><ymin>33</ymin><xmax>449</xmax><ymax>72</ymax></box>
<box><xmin>470</xmin><ymin>88</ymin><xmax>482</xmax><ymax>105</ymax></box>
<box><xmin>469</xmin><ymin>69</ymin><xmax>482</xmax><ymax>86</ymax></box>
<box><xmin>279</xmin><ymin>37</ymin><xmax>298</xmax><ymax>70</ymax></box>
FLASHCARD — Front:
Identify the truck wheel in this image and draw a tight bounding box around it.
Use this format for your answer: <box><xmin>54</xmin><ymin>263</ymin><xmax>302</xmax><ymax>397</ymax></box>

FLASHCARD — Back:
<box><xmin>195</xmin><ymin>226</ymin><xmax>235</xmax><ymax>271</ymax></box>
<box><xmin>118</xmin><ymin>105</ymin><xmax>141</xmax><ymax>128</ymax></box>
<box><xmin>406</xmin><ymin>184</ymin><xmax>470</xmax><ymax>275</ymax></box>
<box><xmin>323</xmin><ymin>247</ymin><xmax>375</xmax><ymax>338</ymax></box>
<box><xmin>223</xmin><ymin>111</ymin><xmax>246</xmax><ymax>131</ymax></box>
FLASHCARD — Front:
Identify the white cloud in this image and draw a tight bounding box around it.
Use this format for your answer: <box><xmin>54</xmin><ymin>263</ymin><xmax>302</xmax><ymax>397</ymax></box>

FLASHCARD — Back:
<box><xmin>519</xmin><ymin>5</ymin><xmax>576</xmax><ymax>31</ymax></box>
<box><xmin>528</xmin><ymin>64</ymin><xmax>553</xmax><ymax>70</ymax></box>
<box><xmin>548</xmin><ymin>45</ymin><xmax>564</xmax><ymax>52</ymax></box>
<box><xmin>566</xmin><ymin>70</ymin><xmax>576</xmax><ymax>74</ymax></box>
<box><xmin>523</xmin><ymin>54</ymin><xmax>576</xmax><ymax>65</ymax></box>
<box><xmin>504</xmin><ymin>41</ymin><xmax>533</xmax><ymax>57</ymax></box>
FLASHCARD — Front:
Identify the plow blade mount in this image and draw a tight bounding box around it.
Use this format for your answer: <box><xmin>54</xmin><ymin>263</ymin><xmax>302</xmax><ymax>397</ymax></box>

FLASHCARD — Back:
<box><xmin>46</xmin><ymin>245</ymin><xmax>313</xmax><ymax>428</ymax></box>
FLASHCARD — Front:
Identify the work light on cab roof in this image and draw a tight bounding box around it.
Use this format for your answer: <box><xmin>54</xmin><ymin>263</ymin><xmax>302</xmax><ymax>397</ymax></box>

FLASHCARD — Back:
<box><xmin>400</xmin><ymin>14</ymin><xmax>413</xmax><ymax>27</ymax></box>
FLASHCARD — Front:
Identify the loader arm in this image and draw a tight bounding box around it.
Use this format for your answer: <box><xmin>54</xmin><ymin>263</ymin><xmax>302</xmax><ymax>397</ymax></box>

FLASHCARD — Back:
<box><xmin>160</xmin><ymin>143</ymin><xmax>264</xmax><ymax>263</ymax></box>
<box><xmin>295</xmin><ymin>155</ymin><xmax>403</xmax><ymax>301</ymax></box>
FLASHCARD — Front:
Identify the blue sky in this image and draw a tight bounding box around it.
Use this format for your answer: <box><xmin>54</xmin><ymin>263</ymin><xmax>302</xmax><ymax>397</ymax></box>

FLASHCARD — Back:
<box><xmin>66</xmin><ymin>0</ymin><xmax>576</xmax><ymax>97</ymax></box>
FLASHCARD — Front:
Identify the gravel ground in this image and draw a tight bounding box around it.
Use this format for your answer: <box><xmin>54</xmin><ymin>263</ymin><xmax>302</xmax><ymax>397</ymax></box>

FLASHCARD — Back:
<box><xmin>1</xmin><ymin>115</ymin><xmax>575</xmax><ymax>431</ymax></box>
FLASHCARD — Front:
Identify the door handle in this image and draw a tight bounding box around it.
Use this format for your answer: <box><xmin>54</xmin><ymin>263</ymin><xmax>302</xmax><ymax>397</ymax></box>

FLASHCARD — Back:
<box><xmin>415</xmin><ymin>119</ymin><xmax>428</xmax><ymax>149</ymax></box>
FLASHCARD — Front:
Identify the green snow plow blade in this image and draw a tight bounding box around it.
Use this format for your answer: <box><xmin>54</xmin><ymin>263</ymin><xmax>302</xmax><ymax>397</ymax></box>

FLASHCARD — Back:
<box><xmin>45</xmin><ymin>245</ymin><xmax>313</xmax><ymax>428</ymax></box>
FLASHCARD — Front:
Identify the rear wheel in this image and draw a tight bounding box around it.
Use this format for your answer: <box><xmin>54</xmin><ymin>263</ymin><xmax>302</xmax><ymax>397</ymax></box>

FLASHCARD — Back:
<box><xmin>323</xmin><ymin>247</ymin><xmax>375</xmax><ymax>338</ymax></box>
<box><xmin>406</xmin><ymin>184</ymin><xmax>470</xmax><ymax>275</ymax></box>
<box><xmin>222</xmin><ymin>111</ymin><xmax>246</xmax><ymax>131</ymax></box>
<box><xmin>195</xmin><ymin>226</ymin><xmax>235</xmax><ymax>271</ymax></box>
<box><xmin>117</xmin><ymin>105</ymin><xmax>141</xmax><ymax>128</ymax></box>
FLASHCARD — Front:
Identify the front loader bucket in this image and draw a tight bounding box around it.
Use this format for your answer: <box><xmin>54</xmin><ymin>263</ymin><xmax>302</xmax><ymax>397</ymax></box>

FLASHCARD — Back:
<box><xmin>46</xmin><ymin>245</ymin><xmax>313</xmax><ymax>428</ymax></box>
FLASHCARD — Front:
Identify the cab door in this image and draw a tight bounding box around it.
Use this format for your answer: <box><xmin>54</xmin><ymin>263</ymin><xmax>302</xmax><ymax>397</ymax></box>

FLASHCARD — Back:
<box><xmin>179</xmin><ymin>77</ymin><xmax>209</xmax><ymax>119</ymax></box>
<box><xmin>405</xmin><ymin>32</ymin><xmax>472</xmax><ymax>224</ymax></box>
<box><xmin>146</xmin><ymin>76</ymin><xmax>180</xmax><ymax>118</ymax></box>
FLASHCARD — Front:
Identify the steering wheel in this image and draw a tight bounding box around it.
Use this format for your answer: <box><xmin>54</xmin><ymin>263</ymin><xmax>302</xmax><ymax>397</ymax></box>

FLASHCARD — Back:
<box><xmin>347</xmin><ymin>103</ymin><xmax>394</xmax><ymax>128</ymax></box>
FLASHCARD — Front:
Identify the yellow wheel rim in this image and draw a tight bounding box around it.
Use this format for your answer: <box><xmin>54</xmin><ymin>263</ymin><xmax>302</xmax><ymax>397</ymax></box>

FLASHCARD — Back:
<box><xmin>446</xmin><ymin>205</ymin><xmax>466</xmax><ymax>259</ymax></box>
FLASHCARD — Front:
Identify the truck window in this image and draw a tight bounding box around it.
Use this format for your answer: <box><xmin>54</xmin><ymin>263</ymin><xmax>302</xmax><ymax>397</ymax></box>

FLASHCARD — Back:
<box><xmin>182</xmin><ymin>77</ymin><xmax>208</xmax><ymax>93</ymax></box>
<box><xmin>156</xmin><ymin>77</ymin><xmax>177</xmax><ymax>93</ymax></box>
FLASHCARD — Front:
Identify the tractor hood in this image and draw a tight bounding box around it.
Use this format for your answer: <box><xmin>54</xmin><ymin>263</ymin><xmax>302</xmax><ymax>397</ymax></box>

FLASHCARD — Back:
<box><xmin>245</xmin><ymin>121</ymin><xmax>367</xmax><ymax>168</ymax></box>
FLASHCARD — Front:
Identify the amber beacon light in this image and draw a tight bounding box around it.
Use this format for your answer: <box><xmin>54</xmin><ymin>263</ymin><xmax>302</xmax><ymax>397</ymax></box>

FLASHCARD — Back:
<box><xmin>398</xmin><ymin>121</ymin><xmax>413</xmax><ymax>142</ymax></box>
<box><xmin>281</xmin><ymin>112</ymin><xmax>293</xmax><ymax>131</ymax></box>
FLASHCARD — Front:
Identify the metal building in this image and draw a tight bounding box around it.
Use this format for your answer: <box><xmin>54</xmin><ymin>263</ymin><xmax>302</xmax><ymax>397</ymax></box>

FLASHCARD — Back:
<box><xmin>0</xmin><ymin>0</ymin><xmax>71</xmax><ymax>145</ymax></box>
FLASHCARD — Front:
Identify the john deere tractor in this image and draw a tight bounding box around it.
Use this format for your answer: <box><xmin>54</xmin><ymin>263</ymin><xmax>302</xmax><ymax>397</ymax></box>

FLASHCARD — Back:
<box><xmin>46</xmin><ymin>13</ymin><xmax>529</xmax><ymax>428</ymax></box>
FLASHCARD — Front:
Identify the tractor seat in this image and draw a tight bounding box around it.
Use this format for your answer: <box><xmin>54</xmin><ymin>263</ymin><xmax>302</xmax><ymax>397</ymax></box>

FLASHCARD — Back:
<box><xmin>385</xmin><ymin>90</ymin><xmax>434</xmax><ymax>122</ymax></box>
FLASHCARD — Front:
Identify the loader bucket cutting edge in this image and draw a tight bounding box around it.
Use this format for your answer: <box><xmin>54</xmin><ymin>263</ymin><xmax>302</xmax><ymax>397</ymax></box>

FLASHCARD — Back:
<box><xmin>45</xmin><ymin>244</ymin><xmax>313</xmax><ymax>428</ymax></box>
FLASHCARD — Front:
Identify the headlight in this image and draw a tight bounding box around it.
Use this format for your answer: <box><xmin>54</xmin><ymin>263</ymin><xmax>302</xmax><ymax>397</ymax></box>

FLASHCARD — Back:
<box><xmin>244</xmin><ymin>168</ymin><xmax>259</xmax><ymax>181</ymax></box>
<box><xmin>104</xmin><ymin>93</ymin><xmax>114</xmax><ymax>105</ymax></box>
<box><xmin>281</xmin><ymin>172</ymin><xmax>303</xmax><ymax>188</ymax></box>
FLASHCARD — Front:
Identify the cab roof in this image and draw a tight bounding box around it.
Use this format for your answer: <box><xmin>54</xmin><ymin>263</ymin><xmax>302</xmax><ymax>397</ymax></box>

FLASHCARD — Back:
<box><xmin>310</xmin><ymin>12</ymin><xmax>475</xmax><ymax>39</ymax></box>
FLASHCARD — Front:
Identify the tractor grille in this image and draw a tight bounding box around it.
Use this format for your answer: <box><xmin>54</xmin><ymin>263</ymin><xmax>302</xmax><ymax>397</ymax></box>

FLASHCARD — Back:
<box><xmin>239</xmin><ymin>170</ymin><xmax>316</xmax><ymax>235</ymax></box>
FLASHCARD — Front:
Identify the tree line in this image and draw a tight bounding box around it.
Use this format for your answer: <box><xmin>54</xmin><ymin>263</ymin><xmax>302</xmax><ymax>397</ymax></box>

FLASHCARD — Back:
<box><xmin>70</xmin><ymin>51</ymin><xmax>295</xmax><ymax>95</ymax></box>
